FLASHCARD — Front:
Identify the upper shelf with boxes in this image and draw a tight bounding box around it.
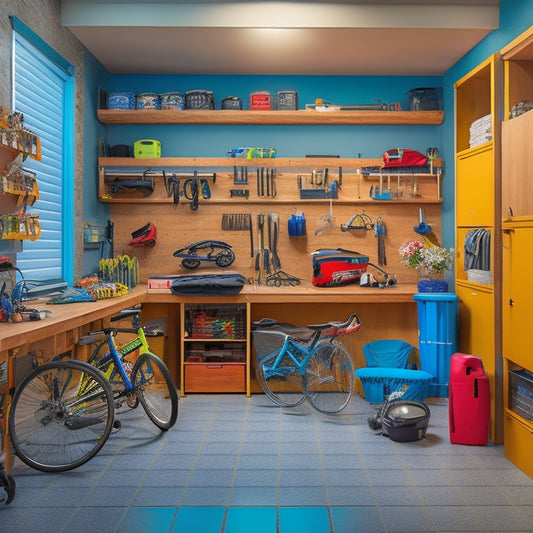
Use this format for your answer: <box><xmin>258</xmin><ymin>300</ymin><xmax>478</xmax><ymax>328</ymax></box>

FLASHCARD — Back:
<box><xmin>97</xmin><ymin>87</ymin><xmax>444</xmax><ymax>126</ymax></box>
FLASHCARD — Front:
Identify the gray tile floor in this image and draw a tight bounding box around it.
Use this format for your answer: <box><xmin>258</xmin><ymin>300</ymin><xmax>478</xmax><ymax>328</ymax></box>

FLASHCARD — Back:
<box><xmin>2</xmin><ymin>394</ymin><xmax>533</xmax><ymax>532</ymax></box>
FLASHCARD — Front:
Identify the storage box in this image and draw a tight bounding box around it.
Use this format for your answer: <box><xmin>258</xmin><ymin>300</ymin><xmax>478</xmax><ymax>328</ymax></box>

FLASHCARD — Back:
<box><xmin>184</xmin><ymin>362</ymin><xmax>245</xmax><ymax>393</ymax></box>
<box><xmin>509</xmin><ymin>369</ymin><xmax>533</xmax><ymax>421</ymax></box>
<box><xmin>185</xmin><ymin>304</ymin><xmax>246</xmax><ymax>339</ymax></box>
<box><xmin>250</xmin><ymin>91</ymin><xmax>271</xmax><ymax>110</ymax></box>
<box><xmin>134</xmin><ymin>139</ymin><xmax>161</xmax><ymax>158</ymax></box>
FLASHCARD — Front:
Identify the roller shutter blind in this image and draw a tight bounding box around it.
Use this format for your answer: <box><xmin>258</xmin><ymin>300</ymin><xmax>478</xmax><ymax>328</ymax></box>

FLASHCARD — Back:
<box><xmin>12</xmin><ymin>25</ymin><xmax>74</xmax><ymax>283</ymax></box>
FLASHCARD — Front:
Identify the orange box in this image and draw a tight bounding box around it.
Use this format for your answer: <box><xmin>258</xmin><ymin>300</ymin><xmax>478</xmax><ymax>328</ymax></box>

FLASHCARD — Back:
<box><xmin>250</xmin><ymin>91</ymin><xmax>271</xmax><ymax>110</ymax></box>
<box><xmin>184</xmin><ymin>362</ymin><xmax>245</xmax><ymax>393</ymax></box>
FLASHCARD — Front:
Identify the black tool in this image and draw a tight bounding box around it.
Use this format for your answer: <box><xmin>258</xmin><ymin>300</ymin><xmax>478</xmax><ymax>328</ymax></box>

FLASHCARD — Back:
<box><xmin>230</xmin><ymin>189</ymin><xmax>249</xmax><ymax>198</ymax></box>
<box><xmin>255</xmin><ymin>214</ymin><xmax>265</xmax><ymax>271</ymax></box>
<box><xmin>270</xmin><ymin>213</ymin><xmax>281</xmax><ymax>271</ymax></box>
<box><xmin>221</xmin><ymin>213</ymin><xmax>251</xmax><ymax>231</ymax></box>
<box><xmin>233</xmin><ymin>166</ymin><xmax>248</xmax><ymax>185</ymax></box>
<box><xmin>164</xmin><ymin>174</ymin><xmax>181</xmax><ymax>204</ymax></box>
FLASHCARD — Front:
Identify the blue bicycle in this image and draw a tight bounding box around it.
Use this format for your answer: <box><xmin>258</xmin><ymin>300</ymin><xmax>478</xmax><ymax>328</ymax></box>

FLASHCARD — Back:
<box><xmin>252</xmin><ymin>314</ymin><xmax>361</xmax><ymax>414</ymax></box>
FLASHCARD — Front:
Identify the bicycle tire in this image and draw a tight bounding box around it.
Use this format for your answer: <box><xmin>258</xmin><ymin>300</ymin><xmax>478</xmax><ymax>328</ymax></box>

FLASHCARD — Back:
<box><xmin>256</xmin><ymin>350</ymin><xmax>306</xmax><ymax>407</ymax></box>
<box><xmin>303</xmin><ymin>342</ymin><xmax>354</xmax><ymax>414</ymax></box>
<box><xmin>9</xmin><ymin>360</ymin><xmax>114</xmax><ymax>472</ymax></box>
<box><xmin>132</xmin><ymin>352</ymin><xmax>178</xmax><ymax>431</ymax></box>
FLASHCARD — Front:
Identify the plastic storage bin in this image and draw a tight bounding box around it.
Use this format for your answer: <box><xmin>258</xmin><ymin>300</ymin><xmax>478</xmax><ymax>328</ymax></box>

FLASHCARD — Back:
<box><xmin>449</xmin><ymin>353</ymin><xmax>490</xmax><ymax>445</ymax></box>
<box><xmin>509</xmin><ymin>369</ymin><xmax>533</xmax><ymax>421</ymax></box>
<box><xmin>413</xmin><ymin>293</ymin><xmax>458</xmax><ymax>397</ymax></box>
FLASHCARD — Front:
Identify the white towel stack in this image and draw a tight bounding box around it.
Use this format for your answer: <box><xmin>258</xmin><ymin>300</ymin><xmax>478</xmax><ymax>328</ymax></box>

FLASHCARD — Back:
<box><xmin>469</xmin><ymin>114</ymin><xmax>492</xmax><ymax>148</ymax></box>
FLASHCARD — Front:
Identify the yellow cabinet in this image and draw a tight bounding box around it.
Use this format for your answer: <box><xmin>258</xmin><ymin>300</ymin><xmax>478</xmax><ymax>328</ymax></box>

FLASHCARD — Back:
<box><xmin>504</xmin><ymin>410</ymin><xmax>533</xmax><ymax>479</ymax></box>
<box><xmin>456</xmin><ymin>144</ymin><xmax>495</xmax><ymax>227</ymax></box>
<box><xmin>502</xmin><ymin>219</ymin><xmax>533</xmax><ymax>370</ymax></box>
<box><xmin>456</xmin><ymin>283</ymin><xmax>497</xmax><ymax>429</ymax></box>
<box><xmin>454</xmin><ymin>53</ymin><xmax>502</xmax><ymax>444</ymax></box>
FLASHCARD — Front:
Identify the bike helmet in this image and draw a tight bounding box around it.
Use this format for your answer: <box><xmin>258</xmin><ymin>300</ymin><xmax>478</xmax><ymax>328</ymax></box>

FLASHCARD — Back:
<box><xmin>381</xmin><ymin>401</ymin><xmax>430</xmax><ymax>442</ymax></box>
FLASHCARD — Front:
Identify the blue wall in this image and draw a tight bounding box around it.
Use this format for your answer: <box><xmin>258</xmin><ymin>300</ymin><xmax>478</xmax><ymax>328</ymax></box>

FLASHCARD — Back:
<box><xmin>104</xmin><ymin>74</ymin><xmax>443</xmax><ymax>159</ymax></box>
<box><xmin>82</xmin><ymin>50</ymin><xmax>110</xmax><ymax>276</ymax></box>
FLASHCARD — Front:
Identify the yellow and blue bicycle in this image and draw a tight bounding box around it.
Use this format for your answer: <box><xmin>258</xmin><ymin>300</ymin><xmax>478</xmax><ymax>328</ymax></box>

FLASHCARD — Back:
<box><xmin>8</xmin><ymin>306</ymin><xmax>178</xmax><ymax>472</ymax></box>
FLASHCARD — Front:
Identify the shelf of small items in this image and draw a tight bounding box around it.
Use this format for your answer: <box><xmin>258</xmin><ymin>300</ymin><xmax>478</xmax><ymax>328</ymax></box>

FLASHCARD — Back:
<box><xmin>0</xmin><ymin>106</ymin><xmax>42</xmax><ymax>243</ymax></box>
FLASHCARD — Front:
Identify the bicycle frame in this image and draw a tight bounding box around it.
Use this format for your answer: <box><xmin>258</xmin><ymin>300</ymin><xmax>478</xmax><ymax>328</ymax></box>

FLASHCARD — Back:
<box><xmin>263</xmin><ymin>336</ymin><xmax>333</xmax><ymax>379</ymax></box>
<box><xmin>83</xmin><ymin>320</ymin><xmax>152</xmax><ymax>395</ymax></box>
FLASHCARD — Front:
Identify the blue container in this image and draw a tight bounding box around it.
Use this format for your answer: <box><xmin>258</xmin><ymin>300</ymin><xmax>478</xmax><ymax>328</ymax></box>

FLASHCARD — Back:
<box><xmin>413</xmin><ymin>293</ymin><xmax>458</xmax><ymax>397</ymax></box>
<box><xmin>136</xmin><ymin>92</ymin><xmax>161</xmax><ymax>110</ymax></box>
<box><xmin>160</xmin><ymin>92</ymin><xmax>184</xmax><ymax>110</ymax></box>
<box><xmin>288</xmin><ymin>214</ymin><xmax>306</xmax><ymax>236</ymax></box>
<box><xmin>108</xmin><ymin>92</ymin><xmax>136</xmax><ymax>110</ymax></box>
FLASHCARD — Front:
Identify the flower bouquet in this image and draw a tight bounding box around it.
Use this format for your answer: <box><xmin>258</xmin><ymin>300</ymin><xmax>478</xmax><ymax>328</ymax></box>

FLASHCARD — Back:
<box><xmin>399</xmin><ymin>240</ymin><xmax>454</xmax><ymax>292</ymax></box>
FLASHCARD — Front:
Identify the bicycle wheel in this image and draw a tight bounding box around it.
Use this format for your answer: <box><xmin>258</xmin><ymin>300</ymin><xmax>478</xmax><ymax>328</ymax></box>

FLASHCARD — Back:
<box><xmin>131</xmin><ymin>352</ymin><xmax>178</xmax><ymax>431</ymax></box>
<box><xmin>303</xmin><ymin>342</ymin><xmax>354</xmax><ymax>414</ymax></box>
<box><xmin>256</xmin><ymin>350</ymin><xmax>306</xmax><ymax>407</ymax></box>
<box><xmin>9</xmin><ymin>360</ymin><xmax>114</xmax><ymax>472</ymax></box>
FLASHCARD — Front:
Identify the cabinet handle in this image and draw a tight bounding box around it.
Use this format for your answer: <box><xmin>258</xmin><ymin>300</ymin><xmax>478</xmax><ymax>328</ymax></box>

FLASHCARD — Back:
<box><xmin>509</xmin><ymin>299</ymin><xmax>514</xmax><ymax>307</ymax></box>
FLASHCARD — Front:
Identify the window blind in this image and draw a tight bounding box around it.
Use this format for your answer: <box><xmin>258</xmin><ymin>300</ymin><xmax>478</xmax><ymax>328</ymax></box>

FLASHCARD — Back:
<box><xmin>12</xmin><ymin>28</ymin><xmax>74</xmax><ymax>283</ymax></box>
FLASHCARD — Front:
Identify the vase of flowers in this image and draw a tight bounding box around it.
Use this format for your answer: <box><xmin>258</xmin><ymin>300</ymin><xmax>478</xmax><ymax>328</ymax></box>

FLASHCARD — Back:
<box><xmin>399</xmin><ymin>240</ymin><xmax>454</xmax><ymax>293</ymax></box>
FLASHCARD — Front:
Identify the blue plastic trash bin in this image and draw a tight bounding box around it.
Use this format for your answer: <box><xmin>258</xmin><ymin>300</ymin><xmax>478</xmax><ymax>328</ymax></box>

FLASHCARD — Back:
<box><xmin>413</xmin><ymin>293</ymin><xmax>458</xmax><ymax>397</ymax></box>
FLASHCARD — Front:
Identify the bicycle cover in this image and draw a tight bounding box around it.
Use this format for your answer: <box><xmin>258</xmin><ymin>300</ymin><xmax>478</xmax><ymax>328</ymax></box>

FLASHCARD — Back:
<box><xmin>170</xmin><ymin>274</ymin><xmax>246</xmax><ymax>295</ymax></box>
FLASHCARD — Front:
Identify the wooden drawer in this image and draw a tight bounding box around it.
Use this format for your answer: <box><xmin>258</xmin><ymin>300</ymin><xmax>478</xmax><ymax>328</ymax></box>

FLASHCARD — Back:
<box><xmin>504</xmin><ymin>410</ymin><xmax>533</xmax><ymax>478</ymax></box>
<box><xmin>184</xmin><ymin>362</ymin><xmax>245</xmax><ymax>393</ymax></box>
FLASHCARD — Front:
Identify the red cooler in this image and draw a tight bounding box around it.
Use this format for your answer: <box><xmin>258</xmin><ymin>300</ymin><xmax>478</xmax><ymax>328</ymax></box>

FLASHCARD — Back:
<box><xmin>448</xmin><ymin>353</ymin><xmax>490</xmax><ymax>445</ymax></box>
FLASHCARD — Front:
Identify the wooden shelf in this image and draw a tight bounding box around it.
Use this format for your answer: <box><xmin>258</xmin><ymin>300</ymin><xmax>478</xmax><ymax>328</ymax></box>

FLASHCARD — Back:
<box><xmin>99</xmin><ymin>156</ymin><xmax>381</xmax><ymax>169</ymax></box>
<box><xmin>97</xmin><ymin>109</ymin><xmax>444</xmax><ymax>126</ymax></box>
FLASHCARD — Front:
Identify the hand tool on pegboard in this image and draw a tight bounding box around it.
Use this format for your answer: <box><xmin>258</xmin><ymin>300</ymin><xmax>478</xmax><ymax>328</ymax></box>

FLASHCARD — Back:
<box><xmin>221</xmin><ymin>213</ymin><xmax>251</xmax><ymax>231</ymax></box>
<box><xmin>413</xmin><ymin>208</ymin><xmax>440</xmax><ymax>247</ymax></box>
<box><xmin>268</xmin><ymin>213</ymin><xmax>281</xmax><ymax>271</ymax></box>
<box><xmin>164</xmin><ymin>173</ymin><xmax>181</xmax><ymax>204</ymax></box>
<box><xmin>233</xmin><ymin>166</ymin><xmax>248</xmax><ymax>185</ymax></box>
<box><xmin>375</xmin><ymin>216</ymin><xmax>387</xmax><ymax>266</ymax></box>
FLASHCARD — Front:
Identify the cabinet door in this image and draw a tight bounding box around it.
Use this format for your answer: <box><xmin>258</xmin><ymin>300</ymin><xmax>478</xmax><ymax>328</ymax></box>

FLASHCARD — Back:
<box><xmin>456</xmin><ymin>285</ymin><xmax>495</xmax><ymax>366</ymax></box>
<box><xmin>502</xmin><ymin>225</ymin><xmax>533</xmax><ymax>369</ymax></box>
<box><xmin>456</xmin><ymin>145</ymin><xmax>494</xmax><ymax>226</ymax></box>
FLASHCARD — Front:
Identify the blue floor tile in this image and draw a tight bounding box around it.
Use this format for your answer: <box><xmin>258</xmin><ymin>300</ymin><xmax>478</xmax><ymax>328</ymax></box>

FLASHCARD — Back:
<box><xmin>330</xmin><ymin>506</ymin><xmax>386</xmax><ymax>533</ymax></box>
<box><xmin>116</xmin><ymin>506</ymin><xmax>177</xmax><ymax>533</ymax></box>
<box><xmin>224</xmin><ymin>507</ymin><xmax>277</xmax><ymax>533</ymax></box>
<box><xmin>171</xmin><ymin>506</ymin><xmax>226</xmax><ymax>533</ymax></box>
<box><xmin>279</xmin><ymin>506</ymin><xmax>331</xmax><ymax>533</ymax></box>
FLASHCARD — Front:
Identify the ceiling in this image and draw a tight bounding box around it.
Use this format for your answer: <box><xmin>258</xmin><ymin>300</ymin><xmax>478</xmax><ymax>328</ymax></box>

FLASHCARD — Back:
<box><xmin>61</xmin><ymin>1</ymin><xmax>501</xmax><ymax>76</ymax></box>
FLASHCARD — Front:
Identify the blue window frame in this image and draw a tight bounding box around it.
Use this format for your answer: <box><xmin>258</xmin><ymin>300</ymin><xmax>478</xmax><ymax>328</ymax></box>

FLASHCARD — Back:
<box><xmin>11</xmin><ymin>17</ymin><xmax>75</xmax><ymax>285</ymax></box>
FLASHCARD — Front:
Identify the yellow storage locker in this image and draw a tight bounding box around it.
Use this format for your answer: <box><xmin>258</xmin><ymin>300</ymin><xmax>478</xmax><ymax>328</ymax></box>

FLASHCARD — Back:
<box><xmin>456</xmin><ymin>144</ymin><xmax>495</xmax><ymax>227</ymax></box>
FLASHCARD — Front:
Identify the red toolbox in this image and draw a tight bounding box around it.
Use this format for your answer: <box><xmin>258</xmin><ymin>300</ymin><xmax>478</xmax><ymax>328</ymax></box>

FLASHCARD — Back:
<box><xmin>448</xmin><ymin>353</ymin><xmax>490</xmax><ymax>445</ymax></box>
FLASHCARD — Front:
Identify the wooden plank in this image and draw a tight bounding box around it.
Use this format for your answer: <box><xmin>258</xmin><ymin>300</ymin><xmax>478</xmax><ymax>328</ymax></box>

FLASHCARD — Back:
<box><xmin>502</xmin><ymin>112</ymin><xmax>533</xmax><ymax>218</ymax></box>
<box><xmin>97</xmin><ymin>109</ymin><xmax>444</xmax><ymax>126</ymax></box>
<box><xmin>111</xmin><ymin>197</ymin><xmax>441</xmax><ymax>287</ymax></box>
<box><xmin>0</xmin><ymin>285</ymin><xmax>147</xmax><ymax>353</ymax></box>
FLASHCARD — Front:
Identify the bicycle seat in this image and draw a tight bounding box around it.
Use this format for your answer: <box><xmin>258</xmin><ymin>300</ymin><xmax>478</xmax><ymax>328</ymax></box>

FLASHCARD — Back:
<box><xmin>307</xmin><ymin>313</ymin><xmax>361</xmax><ymax>336</ymax></box>
<box><xmin>252</xmin><ymin>318</ymin><xmax>315</xmax><ymax>343</ymax></box>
